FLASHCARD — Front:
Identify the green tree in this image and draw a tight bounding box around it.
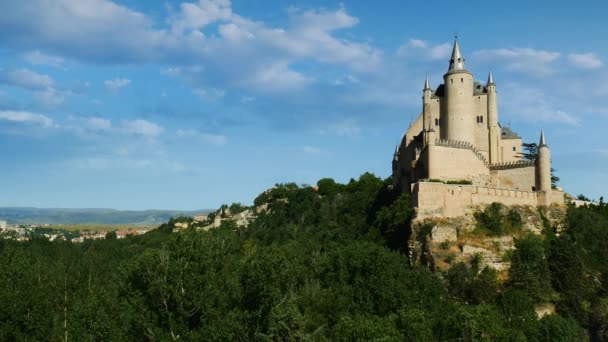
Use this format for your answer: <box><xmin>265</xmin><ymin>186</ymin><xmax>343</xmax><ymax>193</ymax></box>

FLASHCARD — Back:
<box><xmin>508</xmin><ymin>234</ymin><xmax>553</xmax><ymax>302</ymax></box>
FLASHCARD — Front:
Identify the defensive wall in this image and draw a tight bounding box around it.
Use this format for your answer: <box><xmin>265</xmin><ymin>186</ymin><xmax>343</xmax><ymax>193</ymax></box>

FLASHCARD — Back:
<box><xmin>411</xmin><ymin>181</ymin><xmax>563</xmax><ymax>218</ymax></box>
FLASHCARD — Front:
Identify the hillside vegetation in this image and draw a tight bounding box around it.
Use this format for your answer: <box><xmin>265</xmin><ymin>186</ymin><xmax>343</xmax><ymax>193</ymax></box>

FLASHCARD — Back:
<box><xmin>1</xmin><ymin>173</ymin><xmax>607</xmax><ymax>341</ymax></box>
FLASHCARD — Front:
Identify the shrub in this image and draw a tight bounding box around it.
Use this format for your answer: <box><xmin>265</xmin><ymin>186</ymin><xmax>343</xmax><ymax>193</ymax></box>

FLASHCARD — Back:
<box><xmin>506</xmin><ymin>209</ymin><xmax>523</xmax><ymax>230</ymax></box>
<box><xmin>474</xmin><ymin>203</ymin><xmax>506</xmax><ymax>236</ymax></box>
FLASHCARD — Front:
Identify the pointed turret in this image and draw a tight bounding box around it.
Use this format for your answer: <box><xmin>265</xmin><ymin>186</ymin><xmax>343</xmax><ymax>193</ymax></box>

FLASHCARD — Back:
<box><xmin>487</xmin><ymin>70</ymin><xmax>494</xmax><ymax>85</ymax></box>
<box><xmin>536</xmin><ymin>130</ymin><xmax>551</xmax><ymax>195</ymax></box>
<box><xmin>486</xmin><ymin>69</ymin><xmax>499</xmax><ymax>163</ymax></box>
<box><xmin>447</xmin><ymin>37</ymin><xmax>466</xmax><ymax>72</ymax></box>
<box><xmin>443</xmin><ymin>37</ymin><xmax>474</xmax><ymax>143</ymax></box>
<box><xmin>422</xmin><ymin>76</ymin><xmax>432</xmax><ymax>136</ymax></box>
<box><xmin>539</xmin><ymin>130</ymin><xmax>547</xmax><ymax>146</ymax></box>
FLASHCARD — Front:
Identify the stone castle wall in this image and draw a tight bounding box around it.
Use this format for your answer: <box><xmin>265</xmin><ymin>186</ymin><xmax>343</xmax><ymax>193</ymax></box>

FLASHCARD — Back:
<box><xmin>490</xmin><ymin>164</ymin><xmax>536</xmax><ymax>191</ymax></box>
<box><xmin>425</xmin><ymin>143</ymin><xmax>489</xmax><ymax>184</ymax></box>
<box><xmin>412</xmin><ymin>181</ymin><xmax>539</xmax><ymax>218</ymax></box>
<box><xmin>472</xmin><ymin>94</ymin><xmax>489</xmax><ymax>157</ymax></box>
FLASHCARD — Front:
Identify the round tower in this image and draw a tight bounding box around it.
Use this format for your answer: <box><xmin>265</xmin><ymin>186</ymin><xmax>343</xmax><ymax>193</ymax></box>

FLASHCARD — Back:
<box><xmin>422</xmin><ymin>76</ymin><xmax>432</xmax><ymax>143</ymax></box>
<box><xmin>443</xmin><ymin>38</ymin><xmax>474</xmax><ymax>143</ymax></box>
<box><xmin>486</xmin><ymin>71</ymin><xmax>500</xmax><ymax>163</ymax></box>
<box><xmin>536</xmin><ymin>131</ymin><xmax>552</xmax><ymax>193</ymax></box>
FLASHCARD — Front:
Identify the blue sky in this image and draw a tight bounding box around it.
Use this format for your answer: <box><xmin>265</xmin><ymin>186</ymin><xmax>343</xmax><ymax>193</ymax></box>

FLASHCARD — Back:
<box><xmin>0</xmin><ymin>0</ymin><xmax>607</xmax><ymax>210</ymax></box>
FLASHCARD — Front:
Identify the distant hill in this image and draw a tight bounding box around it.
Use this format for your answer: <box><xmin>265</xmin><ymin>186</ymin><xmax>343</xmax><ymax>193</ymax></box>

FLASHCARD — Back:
<box><xmin>0</xmin><ymin>207</ymin><xmax>211</xmax><ymax>225</ymax></box>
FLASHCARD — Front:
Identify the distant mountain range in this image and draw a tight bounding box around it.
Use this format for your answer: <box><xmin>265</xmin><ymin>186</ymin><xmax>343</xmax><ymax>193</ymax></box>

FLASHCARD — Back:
<box><xmin>0</xmin><ymin>207</ymin><xmax>211</xmax><ymax>225</ymax></box>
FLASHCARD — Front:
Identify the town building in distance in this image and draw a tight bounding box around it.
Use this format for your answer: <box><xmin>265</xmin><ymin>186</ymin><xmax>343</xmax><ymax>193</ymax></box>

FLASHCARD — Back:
<box><xmin>392</xmin><ymin>38</ymin><xmax>564</xmax><ymax>218</ymax></box>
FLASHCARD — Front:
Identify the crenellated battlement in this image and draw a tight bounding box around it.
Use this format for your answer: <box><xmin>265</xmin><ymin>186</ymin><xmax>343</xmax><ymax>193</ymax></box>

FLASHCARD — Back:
<box><xmin>489</xmin><ymin>160</ymin><xmax>535</xmax><ymax>170</ymax></box>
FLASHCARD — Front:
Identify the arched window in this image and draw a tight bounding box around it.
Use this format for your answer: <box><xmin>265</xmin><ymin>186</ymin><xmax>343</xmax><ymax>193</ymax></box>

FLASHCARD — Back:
<box><xmin>435</xmin><ymin>118</ymin><xmax>439</xmax><ymax>126</ymax></box>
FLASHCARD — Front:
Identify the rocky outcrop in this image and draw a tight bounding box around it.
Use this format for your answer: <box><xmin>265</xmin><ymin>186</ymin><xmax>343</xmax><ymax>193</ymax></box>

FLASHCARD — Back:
<box><xmin>409</xmin><ymin>203</ymin><xmax>566</xmax><ymax>272</ymax></box>
<box><xmin>200</xmin><ymin>208</ymin><xmax>257</xmax><ymax>231</ymax></box>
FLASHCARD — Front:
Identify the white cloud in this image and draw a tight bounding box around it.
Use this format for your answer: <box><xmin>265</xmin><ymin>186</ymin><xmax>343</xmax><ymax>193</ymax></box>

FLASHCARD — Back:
<box><xmin>0</xmin><ymin>0</ymin><xmax>167</xmax><ymax>63</ymax></box>
<box><xmin>248</xmin><ymin>62</ymin><xmax>312</xmax><ymax>91</ymax></box>
<box><xmin>34</xmin><ymin>87</ymin><xmax>65</xmax><ymax>109</ymax></box>
<box><xmin>23</xmin><ymin>50</ymin><xmax>64</xmax><ymax>68</ymax></box>
<box><xmin>176</xmin><ymin>128</ymin><xmax>227</xmax><ymax>145</ymax></box>
<box><xmin>161</xmin><ymin>67</ymin><xmax>181</xmax><ymax>77</ymax></box>
<box><xmin>168</xmin><ymin>0</ymin><xmax>232</xmax><ymax>34</ymax></box>
<box><xmin>333</xmin><ymin>74</ymin><xmax>358</xmax><ymax>86</ymax></box>
<box><xmin>0</xmin><ymin>110</ymin><xmax>54</xmax><ymax>127</ymax></box>
<box><xmin>192</xmin><ymin>87</ymin><xmax>226</xmax><ymax>100</ymax></box>
<box><xmin>500</xmin><ymin>82</ymin><xmax>580</xmax><ymax>126</ymax></box>
<box><xmin>0</xmin><ymin>1</ymin><xmax>382</xmax><ymax>94</ymax></box>
<box><xmin>104</xmin><ymin>78</ymin><xmax>131</xmax><ymax>91</ymax></box>
<box><xmin>0</xmin><ymin>68</ymin><xmax>54</xmax><ymax>90</ymax></box>
<box><xmin>87</xmin><ymin>117</ymin><xmax>112</xmax><ymax>130</ymax></box>
<box><xmin>473</xmin><ymin>48</ymin><xmax>560</xmax><ymax>75</ymax></box>
<box><xmin>302</xmin><ymin>145</ymin><xmax>321</xmax><ymax>154</ymax></box>
<box><xmin>121</xmin><ymin>119</ymin><xmax>163</xmax><ymax>137</ymax></box>
<box><xmin>568</xmin><ymin>53</ymin><xmax>603</xmax><ymax>69</ymax></box>
<box><xmin>397</xmin><ymin>39</ymin><xmax>451</xmax><ymax>60</ymax></box>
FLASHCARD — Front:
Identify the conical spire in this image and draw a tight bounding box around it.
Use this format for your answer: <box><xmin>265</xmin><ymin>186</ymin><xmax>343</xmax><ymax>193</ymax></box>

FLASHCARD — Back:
<box><xmin>423</xmin><ymin>76</ymin><xmax>430</xmax><ymax>91</ymax></box>
<box><xmin>487</xmin><ymin>70</ymin><xmax>494</xmax><ymax>85</ymax></box>
<box><xmin>447</xmin><ymin>36</ymin><xmax>466</xmax><ymax>72</ymax></box>
<box><xmin>539</xmin><ymin>130</ymin><xmax>547</xmax><ymax>146</ymax></box>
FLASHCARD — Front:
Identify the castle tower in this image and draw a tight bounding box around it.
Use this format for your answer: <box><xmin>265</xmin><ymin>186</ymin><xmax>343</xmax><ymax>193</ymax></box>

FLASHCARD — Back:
<box><xmin>443</xmin><ymin>37</ymin><xmax>474</xmax><ymax>143</ymax></box>
<box><xmin>536</xmin><ymin>131</ymin><xmax>552</xmax><ymax>193</ymax></box>
<box><xmin>422</xmin><ymin>76</ymin><xmax>432</xmax><ymax>145</ymax></box>
<box><xmin>486</xmin><ymin>71</ymin><xmax>501</xmax><ymax>163</ymax></box>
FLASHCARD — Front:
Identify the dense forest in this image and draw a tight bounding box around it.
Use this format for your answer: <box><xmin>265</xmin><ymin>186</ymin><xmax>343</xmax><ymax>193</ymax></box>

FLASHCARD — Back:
<box><xmin>1</xmin><ymin>173</ymin><xmax>607</xmax><ymax>341</ymax></box>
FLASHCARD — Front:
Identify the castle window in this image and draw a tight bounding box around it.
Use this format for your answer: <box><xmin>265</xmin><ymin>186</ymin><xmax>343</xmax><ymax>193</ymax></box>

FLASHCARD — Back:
<box><xmin>513</xmin><ymin>147</ymin><xmax>516</xmax><ymax>152</ymax></box>
<box><xmin>435</xmin><ymin>118</ymin><xmax>439</xmax><ymax>126</ymax></box>
<box><xmin>461</xmin><ymin>78</ymin><xmax>463</xmax><ymax>82</ymax></box>
<box><xmin>450</xmin><ymin>79</ymin><xmax>453</xmax><ymax>84</ymax></box>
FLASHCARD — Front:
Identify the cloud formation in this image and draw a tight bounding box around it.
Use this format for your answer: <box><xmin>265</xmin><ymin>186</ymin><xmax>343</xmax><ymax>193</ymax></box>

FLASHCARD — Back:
<box><xmin>0</xmin><ymin>0</ymin><xmax>381</xmax><ymax>94</ymax></box>
<box><xmin>473</xmin><ymin>47</ymin><xmax>560</xmax><ymax>75</ymax></box>
<box><xmin>23</xmin><ymin>50</ymin><xmax>64</xmax><ymax>68</ymax></box>
<box><xmin>104</xmin><ymin>78</ymin><xmax>131</xmax><ymax>92</ymax></box>
<box><xmin>121</xmin><ymin>119</ymin><xmax>164</xmax><ymax>137</ymax></box>
<box><xmin>0</xmin><ymin>110</ymin><xmax>54</xmax><ymax>127</ymax></box>
<box><xmin>0</xmin><ymin>68</ymin><xmax>54</xmax><ymax>90</ymax></box>
<box><xmin>176</xmin><ymin>128</ymin><xmax>227</xmax><ymax>145</ymax></box>
<box><xmin>568</xmin><ymin>53</ymin><xmax>603</xmax><ymax>69</ymax></box>
<box><xmin>398</xmin><ymin>39</ymin><xmax>451</xmax><ymax>60</ymax></box>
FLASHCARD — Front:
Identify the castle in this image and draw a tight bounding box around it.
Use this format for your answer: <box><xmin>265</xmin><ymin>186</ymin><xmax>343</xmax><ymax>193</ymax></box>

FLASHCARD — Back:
<box><xmin>392</xmin><ymin>38</ymin><xmax>564</xmax><ymax>218</ymax></box>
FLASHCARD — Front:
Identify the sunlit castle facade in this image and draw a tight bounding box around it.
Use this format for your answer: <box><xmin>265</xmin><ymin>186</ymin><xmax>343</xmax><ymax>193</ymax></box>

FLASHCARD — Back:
<box><xmin>392</xmin><ymin>38</ymin><xmax>564</xmax><ymax>218</ymax></box>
